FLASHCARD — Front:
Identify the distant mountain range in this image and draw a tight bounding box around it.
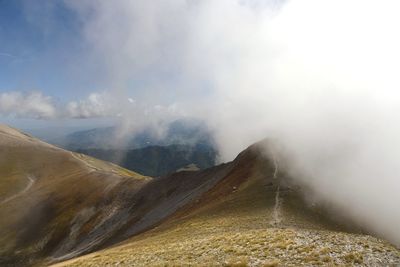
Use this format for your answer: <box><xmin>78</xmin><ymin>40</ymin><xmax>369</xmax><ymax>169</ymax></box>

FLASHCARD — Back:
<box><xmin>75</xmin><ymin>144</ymin><xmax>217</xmax><ymax>177</ymax></box>
<box><xmin>46</xmin><ymin>119</ymin><xmax>218</xmax><ymax>176</ymax></box>
<box><xmin>54</xmin><ymin>119</ymin><xmax>215</xmax><ymax>150</ymax></box>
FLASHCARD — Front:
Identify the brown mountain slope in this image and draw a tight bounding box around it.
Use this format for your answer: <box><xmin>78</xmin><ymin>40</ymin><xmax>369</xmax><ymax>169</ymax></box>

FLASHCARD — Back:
<box><xmin>1</xmin><ymin>126</ymin><xmax>399</xmax><ymax>266</ymax></box>
<box><xmin>0</xmin><ymin>125</ymin><xmax>151</xmax><ymax>266</ymax></box>
<box><xmin>0</xmin><ymin>125</ymin><xmax>242</xmax><ymax>266</ymax></box>
<box><xmin>53</xmin><ymin>141</ymin><xmax>400</xmax><ymax>266</ymax></box>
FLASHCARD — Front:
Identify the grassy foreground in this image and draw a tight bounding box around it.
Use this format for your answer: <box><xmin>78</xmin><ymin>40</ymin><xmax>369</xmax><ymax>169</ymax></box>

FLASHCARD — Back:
<box><xmin>52</xmin><ymin>162</ymin><xmax>400</xmax><ymax>267</ymax></box>
<box><xmin>52</xmin><ymin>208</ymin><xmax>400</xmax><ymax>266</ymax></box>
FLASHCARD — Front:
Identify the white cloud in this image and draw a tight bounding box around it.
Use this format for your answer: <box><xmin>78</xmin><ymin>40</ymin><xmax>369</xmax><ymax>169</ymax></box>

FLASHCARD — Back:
<box><xmin>65</xmin><ymin>92</ymin><xmax>117</xmax><ymax>118</ymax></box>
<box><xmin>6</xmin><ymin>0</ymin><xmax>400</xmax><ymax>246</ymax></box>
<box><xmin>62</xmin><ymin>0</ymin><xmax>400</xmax><ymax>245</ymax></box>
<box><xmin>0</xmin><ymin>91</ymin><xmax>56</xmax><ymax>119</ymax></box>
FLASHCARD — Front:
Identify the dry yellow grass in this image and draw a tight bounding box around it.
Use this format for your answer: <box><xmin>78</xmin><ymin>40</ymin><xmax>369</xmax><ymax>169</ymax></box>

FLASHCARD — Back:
<box><xmin>52</xmin><ymin>173</ymin><xmax>400</xmax><ymax>267</ymax></box>
<box><xmin>1</xmin><ymin>128</ymin><xmax>399</xmax><ymax>266</ymax></box>
<box><xmin>52</xmin><ymin>213</ymin><xmax>400</xmax><ymax>267</ymax></box>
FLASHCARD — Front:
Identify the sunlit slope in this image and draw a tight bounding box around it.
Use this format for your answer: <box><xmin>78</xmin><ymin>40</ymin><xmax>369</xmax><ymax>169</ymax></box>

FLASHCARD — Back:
<box><xmin>0</xmin><ymin>125</ymin><xmax>150</xmax><ymax>266</ymax></box>
<box><xmin>54</xmin><ymin>142</ymin><xmax>400</xmax><ymax>266</ymax></box>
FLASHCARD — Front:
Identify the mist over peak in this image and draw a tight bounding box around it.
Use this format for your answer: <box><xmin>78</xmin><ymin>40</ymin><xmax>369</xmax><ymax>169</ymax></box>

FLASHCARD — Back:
<box><xmin>1</xmin><ymin>0</ymin><xmax>400</xmax><ymax>258</ymax></box>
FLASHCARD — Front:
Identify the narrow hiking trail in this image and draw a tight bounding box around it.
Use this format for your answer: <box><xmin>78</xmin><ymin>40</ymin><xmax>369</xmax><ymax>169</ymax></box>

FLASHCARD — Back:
<box><xmin>271</xmin><ymin>155</ymin><xmax>282</xmax><ymax>226</ymax></box>
<box><xmin>70</xmin><ymin>152</ymin><xmax>100</xmax><ymax>172</ymax></box>
<box><xmin>0</xmin><ymin>175</ymin><xmax>35</xmax><ymax>206</ymax></box>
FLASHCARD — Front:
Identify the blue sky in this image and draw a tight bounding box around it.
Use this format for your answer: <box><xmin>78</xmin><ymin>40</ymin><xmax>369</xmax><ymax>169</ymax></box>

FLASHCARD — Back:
<box><xmin>0</xmin><ymin>1</ymin><xmax>155</xmax><ymax>129</ymax></box>
<box><xmin>0</xmin><ymin>1</ymin><xmax>109</xmax><ymax>129</ymax></box>
<box><xmin>0</xmin><ymin>1</ymin><xmax>88</xmax><ymax>100</ymax></box>
<box><xmin>0</xmin><ymin>1</ymin><xmax>202</xmax><ymax>129</ymax></box>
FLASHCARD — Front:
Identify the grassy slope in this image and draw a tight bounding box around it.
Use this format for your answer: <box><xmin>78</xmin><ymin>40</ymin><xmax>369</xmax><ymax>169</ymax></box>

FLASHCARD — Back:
<box><xmin>0</xmin><ymin>125</ymin><xmax>150</xmax><ymax>266</ymax></box>
<box><xmin>54</xmin><ymin>144</ymin><xmax>400</xmax><ymax>266</ymax></box>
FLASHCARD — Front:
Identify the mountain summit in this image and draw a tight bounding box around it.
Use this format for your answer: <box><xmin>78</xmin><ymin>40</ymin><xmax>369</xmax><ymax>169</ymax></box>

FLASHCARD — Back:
<box><xmin>0</xmin><ymin>125</ymin><xmax>399</xmax><ymax>266</ymax></box>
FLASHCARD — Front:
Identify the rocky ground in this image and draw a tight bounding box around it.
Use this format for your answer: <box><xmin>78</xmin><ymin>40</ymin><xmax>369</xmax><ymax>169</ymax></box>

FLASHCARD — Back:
<box><xmin>52</xmin><ymin>220</ymin><xmax>400</xmax><ymax>266</ymax></box>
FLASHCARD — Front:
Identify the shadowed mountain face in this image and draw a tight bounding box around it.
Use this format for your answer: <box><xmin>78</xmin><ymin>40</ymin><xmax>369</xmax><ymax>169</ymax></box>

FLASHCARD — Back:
<box><xmin>53</xmin><ymin>142</ymin><xmax>400</xmax><ymax>266</ymax></box>
<box><xmin>1</xmin><ymin>125</ymin><xmax>399</xmax><ymax>266</ymax></box>
<box><xmin>44</xmin><ymin>119</ymin><xmax>218</xmax><ymax>177</ymax></box>
<box><xmin>0</xmin><ymin>125</ymin><xmax>151</xmax><ymax>266</ymax></box>
<box><xmin>75</xmin><ymin>144</ymin><xmax>216</xmax><ymax>177</ymax></box>
<box><xmin>0</xmin><ymin>125</ymin><xmax>224</xmax><ymax>266</ymax></box>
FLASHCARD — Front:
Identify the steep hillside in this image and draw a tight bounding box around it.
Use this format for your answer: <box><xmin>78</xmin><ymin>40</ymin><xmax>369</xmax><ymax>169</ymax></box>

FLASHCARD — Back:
<box><xmin>0</xmin><ymin>125</ymin><xmax>151</xmax><ymax>266</ymax></box>
<box><xmin>1</xmin><ymin>126</ymin><xmax>399</xmax><ymax>266</ymax></box>
<box><xmin>0</xmin><ymin>125</ymin><xmax>226</xmax><ymax>266</ymax></box>
<box><xmin>53</xmin><ymin>142</ymin><xmax>400</xmax><ymax>266</ymax></box>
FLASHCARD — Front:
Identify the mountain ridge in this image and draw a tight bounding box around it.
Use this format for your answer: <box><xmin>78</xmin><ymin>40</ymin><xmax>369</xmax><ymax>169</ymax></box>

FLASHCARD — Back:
<box><xmin>52</xmin><ymin>140</ymin><xmax>400</xmax><ymax>266</ymax></box>
<box><xmin>0</xmin><ymin>125</ymin><xmax>399</xmax><ymax>266</ymax></box>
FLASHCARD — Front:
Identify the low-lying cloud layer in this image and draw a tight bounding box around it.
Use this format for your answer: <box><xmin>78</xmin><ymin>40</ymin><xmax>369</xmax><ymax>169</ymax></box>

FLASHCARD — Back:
<box><xmin>0</xmin><ymin>91</ymin><xmax>114</xmax><ymax>119</ymax></box>
<box><xmin>0</xmin><ymin>91</ymin><xmax>182</xmax><ymax>127</ymax></box>
<box><xmin>3</xmin><ymin>0</ymin><xmax>400</xmax><ymax>245</ymax></box>
<box><xmin>68</xmin><ymin>0</ymin><xmax>400</xmax><ymax>246</ymax></box>
<box><xmin>0</xmin><ymin>91</ymin><xmax>55</xmax><ymax>119</ymax></box>
<box><xmin>66</xmin><ymin>92</ymin><xmax>123</xmax><ymax>119</ymax></box>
